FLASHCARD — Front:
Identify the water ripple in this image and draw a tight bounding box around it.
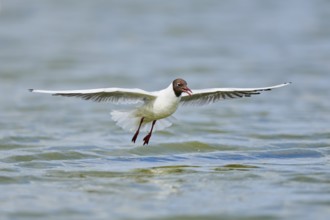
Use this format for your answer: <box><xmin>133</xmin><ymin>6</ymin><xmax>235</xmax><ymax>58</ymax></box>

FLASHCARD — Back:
<box><xmin>252</xmin><ymin>149</ymin><xmax>324</xmax><ymax>159</ymax></box>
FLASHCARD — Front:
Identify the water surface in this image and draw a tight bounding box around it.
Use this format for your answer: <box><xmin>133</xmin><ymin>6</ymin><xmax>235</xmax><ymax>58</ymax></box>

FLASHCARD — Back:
<box><xmin>1</xmin><ymin>0</ymin><xmax>330</xmax><ymax>220</ymax></box>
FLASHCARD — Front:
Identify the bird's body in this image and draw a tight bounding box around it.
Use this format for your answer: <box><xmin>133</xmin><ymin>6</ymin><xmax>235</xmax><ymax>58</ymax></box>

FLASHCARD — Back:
<box><xmin>30</xmin><ymin>78</ymin><xmax>290</xmax><ymax>145</ymax></box>
<box><xmin>149</xmin><ymin>83</ymin><xmax>181</xmax><ymax>119</ymax></box>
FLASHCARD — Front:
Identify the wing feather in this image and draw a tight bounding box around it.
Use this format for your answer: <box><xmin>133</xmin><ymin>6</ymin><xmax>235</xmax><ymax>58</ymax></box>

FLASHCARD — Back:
<box><xmin>29</xmin><ymin>88</ymin><xmax>156</xmax><ymax>104</ymax></box>
<box><xmin>180</xmin><ymin>82</ymin><xmax>290</xmax><ymax>105</ymax></box>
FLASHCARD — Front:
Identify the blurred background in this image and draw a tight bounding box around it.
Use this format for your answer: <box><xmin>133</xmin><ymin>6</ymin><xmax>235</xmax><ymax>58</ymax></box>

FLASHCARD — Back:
<box><xmin>0</xmin><ymin>0</ymin><xmax>329</xmax><ymax>220</ymax></box>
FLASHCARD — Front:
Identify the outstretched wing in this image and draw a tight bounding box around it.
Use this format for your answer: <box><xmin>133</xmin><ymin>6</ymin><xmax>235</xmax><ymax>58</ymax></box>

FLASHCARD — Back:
<box><xmin>180</xmin><ymin>82</ymin><xmax>291</xmax><ymax>105</ymax></box>
<box><xmin>29</xmin><ymin>87</ymin><xmax>156</xmax><ymax>104</ymax></box>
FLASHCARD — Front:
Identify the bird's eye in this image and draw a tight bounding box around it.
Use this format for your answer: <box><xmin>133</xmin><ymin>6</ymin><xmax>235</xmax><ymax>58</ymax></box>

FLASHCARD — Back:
<box><xmin>177</xmin><ymin>83</ymin><xmax>182</xmax><ymax>87</ymax></box>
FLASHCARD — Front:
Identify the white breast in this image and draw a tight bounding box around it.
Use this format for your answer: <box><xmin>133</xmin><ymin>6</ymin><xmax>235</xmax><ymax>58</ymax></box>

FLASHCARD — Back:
<box><xmin>151</xmin><ymin>83</ymin><xmax>181</xmax><ymax>119</ymax></box>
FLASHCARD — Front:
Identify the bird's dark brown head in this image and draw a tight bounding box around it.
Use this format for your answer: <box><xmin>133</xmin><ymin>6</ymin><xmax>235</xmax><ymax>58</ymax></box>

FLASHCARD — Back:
<box><xmin>172</xmin><ymin>78</ymin><xmax>192</xmax><ymax>97</ymax></box>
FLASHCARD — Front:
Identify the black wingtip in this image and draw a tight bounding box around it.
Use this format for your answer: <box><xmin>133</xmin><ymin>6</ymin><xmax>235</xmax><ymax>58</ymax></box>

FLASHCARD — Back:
<box><xmin>28</xmin><ymin>89</ymin><xmax>34</xmax><ymax>92</ymax></box>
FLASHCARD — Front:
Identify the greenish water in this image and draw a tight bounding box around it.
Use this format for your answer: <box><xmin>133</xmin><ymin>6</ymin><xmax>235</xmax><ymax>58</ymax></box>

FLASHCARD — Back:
<box><xmin>1</xmin><ymin>0</ymin><xmax>330</xmax><ymax>220</ymax></box>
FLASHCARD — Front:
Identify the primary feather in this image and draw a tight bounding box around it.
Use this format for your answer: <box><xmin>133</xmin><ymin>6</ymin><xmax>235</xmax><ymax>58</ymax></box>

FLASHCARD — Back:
<box><xmin>29</xmin><ymin>88</ymin><xmax>156</xmax><ymax>104</ymax></box>
<box><xmin>180</xmin><ymin>82</ymin><xmax>290</xmax><ymax>105</ymax></box>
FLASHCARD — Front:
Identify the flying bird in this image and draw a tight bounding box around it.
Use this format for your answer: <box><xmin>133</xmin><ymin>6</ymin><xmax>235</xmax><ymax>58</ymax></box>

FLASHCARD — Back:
<box><xmin>29</xmin><ymin>78</ymin><xmax>290</xmax><ymax>145</ymax></box>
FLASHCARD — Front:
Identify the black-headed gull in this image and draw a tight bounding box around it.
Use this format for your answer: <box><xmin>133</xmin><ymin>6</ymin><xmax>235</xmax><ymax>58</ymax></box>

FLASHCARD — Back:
<box><xmin>29</xmin><ymin>78</ymin><xmax>290</xmax><ymax>145</ymax></box>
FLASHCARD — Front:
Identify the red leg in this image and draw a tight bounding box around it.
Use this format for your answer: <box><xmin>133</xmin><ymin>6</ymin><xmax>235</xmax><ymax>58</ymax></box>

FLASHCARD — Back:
<box><xmin>132</xmin><ymin>117</ymin><xmax>144</xmax><ymax>143</ymax></box>
<box><xmin>143</xmin><ymin>120</ymin><xmax>157</xmax><ymax>145</ymax></box>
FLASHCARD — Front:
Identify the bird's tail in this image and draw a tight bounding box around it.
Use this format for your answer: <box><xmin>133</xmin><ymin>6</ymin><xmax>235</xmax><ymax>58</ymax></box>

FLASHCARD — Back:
<box><xmin>110</xmin><ymin>110</ymin><xmax>175</xmax><ymax>133</ymax></box>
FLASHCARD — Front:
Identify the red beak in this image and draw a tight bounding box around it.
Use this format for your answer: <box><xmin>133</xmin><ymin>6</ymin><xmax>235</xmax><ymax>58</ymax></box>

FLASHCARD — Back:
<box><xmin>182</xmin><ymin>87</ymin><xmax>193</xmax><ymax>96</ymax></box>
